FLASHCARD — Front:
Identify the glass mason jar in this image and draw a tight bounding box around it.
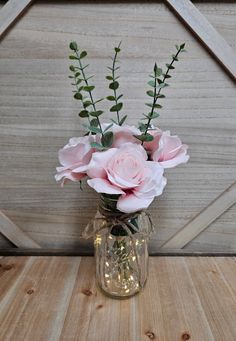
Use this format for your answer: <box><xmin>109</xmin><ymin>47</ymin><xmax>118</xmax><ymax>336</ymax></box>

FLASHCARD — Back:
<box><xmin>93</xmin><ymin>194</ymin><xmax>153</xmax><ymax>299</ymax></box>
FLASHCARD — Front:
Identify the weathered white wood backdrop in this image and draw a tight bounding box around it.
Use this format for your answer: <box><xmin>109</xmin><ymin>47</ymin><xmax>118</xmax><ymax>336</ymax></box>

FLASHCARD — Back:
<box><xmin>0</xmin><ymin>1</ymin><xmax>235</xmax><ymax>253</ymax></box>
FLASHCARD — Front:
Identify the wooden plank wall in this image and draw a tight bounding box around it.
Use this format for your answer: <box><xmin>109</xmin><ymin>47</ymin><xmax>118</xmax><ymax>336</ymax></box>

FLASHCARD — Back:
<box><xmin>0</xmin><ymin>1</ymin><xmax>235</xmax><ymax>253</ymax></box>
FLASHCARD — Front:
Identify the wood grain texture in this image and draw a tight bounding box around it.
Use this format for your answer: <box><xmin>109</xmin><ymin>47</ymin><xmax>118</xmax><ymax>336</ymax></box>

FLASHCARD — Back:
<box><xmin>161</xmin><ymin>181</ymin><xmax>236</xmax><ymax>249</ymax></box>
<box><xmin>0</xmin><ymin>1</ymin><xmax>236</xmax><ymax>252</ymax></box>
<box><xmin>0</xmin><ymin>256</ymin><xmax>236</xmax><ymax>340</ymax></box>
<box><xmin>0</xmin><ymin>0</ymin><xmax>34</xmax><ymax>38</ymax></box>
<box><xmin>0</xmin><ymin>210</ymin><xmax>41</xmax><ymax>248</ymax></box>
<box><xmin>166</xmin><ymin>0</ymin><xmax>236</xmax><ymax>81</ymax></box>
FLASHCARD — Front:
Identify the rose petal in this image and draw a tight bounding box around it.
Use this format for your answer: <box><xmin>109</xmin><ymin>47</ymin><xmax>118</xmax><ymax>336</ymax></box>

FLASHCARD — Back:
<box><xmin>117</xmin><ymin>193</ymin><xmax>154</xmax><ymax>213</ymax></box>
<box><xmin>86</xmin><ymin>148</ymin><xmax>118</xmax><ymax>179</ymax></box>
<box><xmin>87</xmin><ymin>178</ymin><xmax>125</xmax><ymax>195</ymax></box>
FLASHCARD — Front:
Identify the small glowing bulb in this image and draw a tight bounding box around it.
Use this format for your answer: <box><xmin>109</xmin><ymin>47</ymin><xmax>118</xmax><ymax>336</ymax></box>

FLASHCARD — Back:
<box><xmin>105</xmin><ymin>274</ymin><xmax>110</xmax><ymax>278</ymax></box>
<box><xmin>94</xmin><ymin>236</ymin><xmax>102</xmax><ymax>245</ymax></box>
<box><xmin>105</xmin><ymin>262</ymin><xmax>109</xmax><ymax>267</ymax></box>
<box><xmin>125</xmin><ymin>289</ymin><xmax>130</xmax><ymax>293</ymax></box>
<box><xmin>130</xmin><ymin>275</ymin><xmax>134</xmax><ymax>280</ymax></box>
<box><xmin>132</xmin><ymin>256</ymin><xmax>136</xmax><ymax>261</ymax></box>
<box><xmin>108</xmin><ymin>235</ymin><xmax>113</xmax><ymax>240</ymax></box>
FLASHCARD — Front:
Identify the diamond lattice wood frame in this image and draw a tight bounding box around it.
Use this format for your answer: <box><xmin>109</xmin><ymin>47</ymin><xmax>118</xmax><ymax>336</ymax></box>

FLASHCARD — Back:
<box><xmin>0</xmin><ymin>0</ymin><xmax>236</xmax><ymax>254</ymax></box>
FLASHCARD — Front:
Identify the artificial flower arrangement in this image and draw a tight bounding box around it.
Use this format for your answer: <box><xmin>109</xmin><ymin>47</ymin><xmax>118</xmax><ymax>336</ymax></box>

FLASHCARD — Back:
<box><xmin>55</xmin><ymin>41</ymin><xmax>189</xmax><ymax>298</ymax></box>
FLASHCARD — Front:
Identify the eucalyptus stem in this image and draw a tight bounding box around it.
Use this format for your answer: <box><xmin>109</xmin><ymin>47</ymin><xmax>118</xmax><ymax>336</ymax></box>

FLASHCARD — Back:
<box><xmin>112</xmin><ymin>42</ymin><xmax>121</xmax><ymax>125</ymax></box>
<box><xmin>74</xmin><ymin>50</ymin><xmax>104</xmax><ymax>137</ymax></box>
<box><xmin>73</xmin><ymin>72</ymin><xmax>91</xmax><ymax>125</ymax></box>
<box><xmin>143</xmin><ymin>44</ymin><xmax>184</xmax><ymax>137</ymax></box>
<box><xmin>106</xmin><ymin>42</ymin><xmax>126</xmax><ymax>126</ymax></box>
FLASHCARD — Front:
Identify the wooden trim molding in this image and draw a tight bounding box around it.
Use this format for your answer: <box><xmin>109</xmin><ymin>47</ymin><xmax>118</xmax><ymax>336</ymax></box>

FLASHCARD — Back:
<box><xmin>161</xmin><ymin>182</ymin><xmax>236</xmax><ymax>249</ymax></box>
<box><xmin>0</xmin><ymin>211</ymin><xmax>41</xmax><ymax>248</ymax></box>
<box><xmin>0</xmin><ymin>0</ymin><xmax>235</xmax><ymax>80</ymax></box>
<box><xmin>166</xmin><ymin>0</ymin><xmax>236</xmax><ymax>81</ymax></box>
<box><xmin>0</xmin><ymin>248</ymin><xmax>235</xmax><ymax>257</ymax></box>
<box><xmin>0</xmin><ymin>0</ymin><xmax>33</xmax><ymax>38</ymax></box>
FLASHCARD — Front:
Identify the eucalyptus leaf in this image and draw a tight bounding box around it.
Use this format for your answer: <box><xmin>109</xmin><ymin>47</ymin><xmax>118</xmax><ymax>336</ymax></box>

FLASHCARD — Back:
<box><xmin>79</xmin><ymin>110</ymin><xmax>89</xmax><ymax>117</ymax></box>
<box><xmin>94</xmin><ymin>98</ymin><xmax>104</xmax><ymax>104</ymax></box>
<box><xmin>166</xmin><ymin>63</ymin><xmax>175</xmax><ymax>70</ymax></box>
<box><xmin>109</xmin><ymin>81</ymin><xmax>119</xmax><ymax>90</ymax></box>
<box><xmin>90</xmin><ymin>142</ymin><xmax>104</xmax><ymax>150</ymax></box>
<box><xmin>90</xmin><ymin>110</ymin><xmax>104</xmax><ymax>117</ymax></box>
<box><xmin>83</xmin><ymin>100</ymin><xmax>92</xmax><ymax>108</ymax></box>
<box><xmin>110</xmin><ymin>103</ymin><xmax>123</xmax><ymax>112</ymax></box>
<box><xmin>83</xmin><ymin>85</ymin><xmax>95</xmax><ymax>92</ymax></box>
<box><xmin>139</xmin><ymin>123</ymin><xmax>147</xmax><ymax>132</ymax></box>
<box><xmin>69</xmin><ymin>42</ymin><xmax>78</xmax><ymax>51</ymax></box>
<box><xmin>119</xmin><ymin>115</ymin><xmax>127</xmax><ymax>125</ymax></box>
<box><xmin>117</xmin><ymin>94</ymin><xmax>123</xmax><ymax>100</ymax></box>
<box><xmin>80</xmin><ymin>51</ymin><xmax>87</xmax><ymax>59</ymax></box>
<box><xmin>153</xmin><ymin>104</ymin><xmax>162</xmax><ymax>109</ymax></box>
<box><xmin>101</xmin><ymin>131</ymin><xmax>113</xmax><ymax>148</ymax></box>
<box><xmin>146</xmin><ymin>90</ymin><xmax>155</xmax><ymax>97</ymax></box>
<box><xmin>133</xmin><ymin>134</ymin><xmax>154</xmax><ymax>142</ymax></box>
<box><xmin>74</xmin><ymin>92</ymin><xmax>83</xmax><ymax>100</ymax></box>
<box><xmin>87</xmin><ymin>125</ymin><xmax>102</xmax><ymax>134</ymax></box>
<box><xmin>106</xmin><ymin>95</ymin><xmax>116</xmax><ymax>101</ymax></box>
<box><xmin>69</xmin><ymin>55</ymin><xmax>78</xmax><ymax>60</ymax></box>
<box><xmin>90</xmin><ymin>118</ymin><xmax>99</xmax><ymax>127</ymax></box>
<box><xmin>148</xmin><ymin>112</ymin><xmax>159</xmax><ymax>119</ymax></box>
<box><xmin>148</xmin><ymin>80</ymin><xmax>155</xmax><ymax>87</ymax></box>
<box><xmin>104</xmin><ymin>123</ymin><xmax>113</xmax><ymax>132</ymax></box>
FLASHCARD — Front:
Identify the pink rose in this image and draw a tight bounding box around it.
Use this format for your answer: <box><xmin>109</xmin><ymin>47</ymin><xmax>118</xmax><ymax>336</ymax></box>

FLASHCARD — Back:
<box><xmin>55</xmin><ymin>136</ymin><xmax>95</xmax><ymax>185</ymax></box>
<box><xmin>86</xmin><ymin>143</ymin><xmax>166</xmax><ymax>213</ymax></box>
<box><xmin>101</xmin><ymin>123</ymin><xmax>141</xmax><ymax>147</ymax></box>
<box><xmin>152</xmin><ymin>131</ymin><xmax>189</xmax><ymax>168</ymax></box>
<box><xmin>143</xmin><ymin>127</ymin><xmax>162</xmax><ymax>154</ymax></box>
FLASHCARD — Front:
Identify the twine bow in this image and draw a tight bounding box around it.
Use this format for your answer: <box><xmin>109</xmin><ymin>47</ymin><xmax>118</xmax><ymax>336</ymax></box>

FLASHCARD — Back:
<box><xmin>81</xmin><ymin>206</ymin><xmax>154</xmax><ymax>240</ymax></box>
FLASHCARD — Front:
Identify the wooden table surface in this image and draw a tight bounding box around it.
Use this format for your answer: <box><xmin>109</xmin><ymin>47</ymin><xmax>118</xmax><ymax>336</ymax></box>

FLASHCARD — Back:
<box><xmin>0</xmin><ymin>256</ymin><xmax>236</xmax><ymax>341</ymax></box>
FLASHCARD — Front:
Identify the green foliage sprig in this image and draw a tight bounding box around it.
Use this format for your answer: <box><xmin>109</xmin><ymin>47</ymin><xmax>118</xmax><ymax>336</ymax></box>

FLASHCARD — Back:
<box><xmin>106</xmin><ymin>42</ymin><xmax>127</xmax><ymax>126</ymax></box>
<box><xmin>134</xmin><ymin>43</ymin><xmax>186</xmax><ymax>143</ymax></box>
<box><xmin>69</xmin><ymin>41</ymin><xmax>114</xmax><ymax>148</ymax></box>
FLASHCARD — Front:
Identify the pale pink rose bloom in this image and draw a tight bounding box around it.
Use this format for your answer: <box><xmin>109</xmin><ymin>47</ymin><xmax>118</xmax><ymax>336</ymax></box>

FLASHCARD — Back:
<box><xmin>152</xmin><ymin>131</ymin><xmax>189</xmax><ymax>168</ymax></box>
<box><xmin>55</xmin><ymin>136</ymin><xmax>95</xmax><ymax>186</ymax></box>
<box><xmin>87</xmin><ymin>143</ymin><xmax>166</xmax><ymax>213</ymax></box>
<box><xmin>101</xmin><ymin>123</ymin><xmax>141</xmax><ymax>147</ymax></box>
<box><xmin>143</xmin><ymin>127</ymin><xmax>162</xmax><ymax>154</ymax></box>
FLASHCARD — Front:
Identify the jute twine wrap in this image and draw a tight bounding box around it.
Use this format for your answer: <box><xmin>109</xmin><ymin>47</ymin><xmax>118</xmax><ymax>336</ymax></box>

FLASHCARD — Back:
<box><xmin>81</xmin><ymin>204</ymin><xmax>154</xmax><ymax>240</ymax></box>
